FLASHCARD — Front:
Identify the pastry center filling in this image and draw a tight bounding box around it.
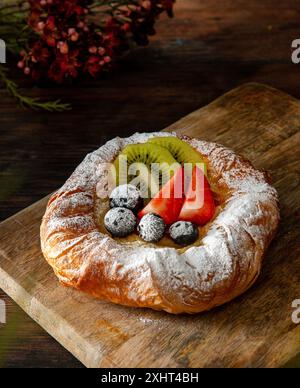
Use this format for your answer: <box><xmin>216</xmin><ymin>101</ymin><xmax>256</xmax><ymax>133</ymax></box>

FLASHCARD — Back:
<box><xmin>95</xmin><ymin>137</ymin><xmax>221</xmax><ymax>249</ymax></box>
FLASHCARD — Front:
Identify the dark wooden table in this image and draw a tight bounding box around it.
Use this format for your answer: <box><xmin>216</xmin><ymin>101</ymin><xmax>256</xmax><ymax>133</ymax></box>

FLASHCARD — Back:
<box><xmin>0</xmin><ymin>0</ymin><xmax>299</xmax><ymax>368</ymax></box>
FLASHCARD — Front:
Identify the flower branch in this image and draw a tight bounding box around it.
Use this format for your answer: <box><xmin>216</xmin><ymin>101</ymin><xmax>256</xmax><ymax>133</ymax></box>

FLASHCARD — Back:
<box><xmin>0</xmin><ymin>0</ymin><xmax>175</xmax><ymax>110</ymax></box>
<box><xmin>0</xmin><ymin>67</ymin><xmax>71</xmax><ymax>111</ymax></box>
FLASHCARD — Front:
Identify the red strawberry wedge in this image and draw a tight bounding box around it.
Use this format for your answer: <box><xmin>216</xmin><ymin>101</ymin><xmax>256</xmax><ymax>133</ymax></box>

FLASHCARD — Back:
<box><xmin>138</xmin><ymin>167</ymin><xmax>185</xmax><ymax>225</ymax></box>
<box><xmin>179</xmin><ymin>166</ymin><xmax>215</xmax><ymax>226</ymax></box>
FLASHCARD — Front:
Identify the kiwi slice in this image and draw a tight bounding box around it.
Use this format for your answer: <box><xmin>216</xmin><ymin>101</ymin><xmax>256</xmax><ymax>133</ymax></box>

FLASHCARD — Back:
<box><xmin>114</xmin><ymin>143</ymin><xmax>180</xmax><ymax>194</ymax></box>
<box><xmin>147</xmin><ymin>137</ymin><xmax>207</xmax><ymax>174</ymax></box>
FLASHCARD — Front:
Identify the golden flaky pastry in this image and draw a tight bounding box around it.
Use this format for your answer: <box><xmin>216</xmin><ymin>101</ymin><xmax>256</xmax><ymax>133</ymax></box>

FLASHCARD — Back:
<box><xmin>41</xmin><ymin>133</ymin><xmax>280</xmax><ymax>314</ymax></box>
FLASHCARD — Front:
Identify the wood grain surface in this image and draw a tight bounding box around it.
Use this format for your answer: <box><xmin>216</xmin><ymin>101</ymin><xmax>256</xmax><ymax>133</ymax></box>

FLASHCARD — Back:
<box><xmin>0</xmin><ymin>83</ymin><xmax>299</xmax><ymax>368</ymax></box>
<box><xmin>1</xmin><ymin>0</ymin><xmax>300</xmax><ymax>368</ymax></box>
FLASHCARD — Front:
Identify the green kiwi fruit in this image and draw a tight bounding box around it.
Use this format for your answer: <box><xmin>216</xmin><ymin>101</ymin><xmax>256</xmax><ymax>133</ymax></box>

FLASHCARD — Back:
<box><xmin>147</xmin><ymin>137</ymin><xmax>207</xmax><ymax>174</ymax></box>
<box><xmin>114</xmin><ymin>143</ymin><xmax>180</xmax><ymax>193</ymax></box>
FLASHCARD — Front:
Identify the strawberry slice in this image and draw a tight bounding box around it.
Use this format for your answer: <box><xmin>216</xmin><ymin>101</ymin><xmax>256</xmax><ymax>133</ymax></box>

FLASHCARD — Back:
<box><xmin>179</xmin><ymin>166</ymin><xmax>215</xmax><ymax>226</ymax></box>
<box><xmin>138</xmin><ymin>167</ymin><xmax>185</xmax><ymax>225</ymax></box>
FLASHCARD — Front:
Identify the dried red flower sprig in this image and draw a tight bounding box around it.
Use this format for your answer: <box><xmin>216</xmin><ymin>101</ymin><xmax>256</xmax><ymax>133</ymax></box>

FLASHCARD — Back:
<box><xmin>18</xmin><ymin>0</ymin><xmax>175</xmax><ymax>83</ymax></box>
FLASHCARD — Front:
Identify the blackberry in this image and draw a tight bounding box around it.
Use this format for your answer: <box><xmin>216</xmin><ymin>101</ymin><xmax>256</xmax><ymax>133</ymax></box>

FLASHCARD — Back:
<box><xmin>138</xmin><ymin>213</ymin><xmax>166</xmax><ymax>243</ymax></box>
<box><xmin>169</xmin><ymin>221</ymin><xmax>199</xmax><ymax>246</ymax></box>
<box><xmin>110</xmin><ymin>184</ymin><xmax>143</xmax><ymax>212</ymax></box>
<box><xmin>104</xmin><ymin>207</ymin><xmax>136</xmax><ymax>237</ymax></box>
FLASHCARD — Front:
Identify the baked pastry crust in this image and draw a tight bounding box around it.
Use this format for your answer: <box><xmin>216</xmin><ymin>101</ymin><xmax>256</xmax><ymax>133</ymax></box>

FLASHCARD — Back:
<box><xmin>40</xmin><ymin>132</ymin><xmax>280</xmax><ymax>314</ymax></box>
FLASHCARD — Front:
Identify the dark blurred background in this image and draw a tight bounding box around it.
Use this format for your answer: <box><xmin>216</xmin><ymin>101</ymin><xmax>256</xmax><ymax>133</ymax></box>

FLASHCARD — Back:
<box><xmin>0</xmin><ymin>0</ymin><xmax>300</xmax><ymax>367</ymax></box>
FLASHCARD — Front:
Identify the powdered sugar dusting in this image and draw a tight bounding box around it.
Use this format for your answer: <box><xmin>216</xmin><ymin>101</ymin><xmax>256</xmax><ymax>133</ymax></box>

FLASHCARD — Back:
<box><xmin>41</xmin><ymin>131</ymin><xmax>280</xmax><ymax>314</ymax></box>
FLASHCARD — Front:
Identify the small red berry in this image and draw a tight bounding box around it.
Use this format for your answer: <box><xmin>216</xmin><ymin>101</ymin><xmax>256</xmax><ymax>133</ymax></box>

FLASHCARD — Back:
<box><xmin>122</xmin><ymin>23</ymin><xmax>131</xmax><ymax>32</ymax></box>
<box><xmin>57</xmin><ymin>42</ymin><xmax>69</xmax><ymax>54</ymax></box>
<box><xmin>37</xmin><ymin>22</ymin><xmax>45</xmax><ymax>31</ymax></box>
<box><xmin>142</xmin><ymin>1</ymin><xmax>151</xmax><ymax>10</ymax></box>
<box><xmin>71</xmin><ymin>32</ymin><xmax>79</xmax><ymax>42</ymax></box>
<box><xmin>89</xmin><ymin>46</ymin><xmax>98</xmax><ymax>54</ymax></box>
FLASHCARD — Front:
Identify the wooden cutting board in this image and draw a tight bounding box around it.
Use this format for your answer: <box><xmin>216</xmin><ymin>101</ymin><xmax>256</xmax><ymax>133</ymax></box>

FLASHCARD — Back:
<box><xmin>0</xmin><ymin>83</ymin><xmax>299</xmax><ymax>368</ymax></box>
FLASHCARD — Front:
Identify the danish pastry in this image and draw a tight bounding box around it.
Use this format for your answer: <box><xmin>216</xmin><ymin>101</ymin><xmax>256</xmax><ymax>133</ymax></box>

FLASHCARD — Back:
<box><xmin>40</xmin><ymin>132</ymin><xmax>279</xmax><ymax>314</ymax></box>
